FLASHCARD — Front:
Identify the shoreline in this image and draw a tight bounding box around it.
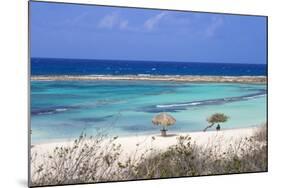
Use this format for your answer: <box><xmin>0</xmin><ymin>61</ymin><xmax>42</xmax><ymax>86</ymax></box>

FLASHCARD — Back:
<box><xmin>31</xmin><ymin>126</ymin><xmax>257</xmax><ymax>146</ymax></box>
<box><xmin>31</xmin><ymin>75</ymin><xmax>267</xmax><ymax>84</ymax></box>
<box><xmin>32</xmin><ymin>127</ymin><xmax>260</xmax><ymax>160</ymax></box>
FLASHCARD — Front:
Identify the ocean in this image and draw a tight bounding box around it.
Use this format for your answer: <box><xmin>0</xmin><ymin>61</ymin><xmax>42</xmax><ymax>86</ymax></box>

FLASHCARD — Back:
<box><xmin>30</xmin><ymin>58</ymin><xmax>267</xmax><ymax>143</ymax></box>
<box><xmin>31</xmin><ymin>58</ymin><xmax>267</xmax><ymax>76</ymax></box>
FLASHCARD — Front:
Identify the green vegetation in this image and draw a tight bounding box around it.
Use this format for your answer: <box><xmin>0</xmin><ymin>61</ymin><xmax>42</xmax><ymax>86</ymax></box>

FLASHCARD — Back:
<box><xmin>204</xmin><ymin>113</ymin><xmax>229</xmax><ymax>132</ymax></box>
<box><xmin>131</xmin><ymin>126</ymin><xmax>267</xmax><ymax>179</ymax></box>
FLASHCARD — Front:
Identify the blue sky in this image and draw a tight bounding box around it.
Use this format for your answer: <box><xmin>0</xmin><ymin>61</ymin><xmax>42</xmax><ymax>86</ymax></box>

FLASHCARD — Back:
<box><xmin>30</xmin><ymin>2</ymin><xmax>267</xmax><ymax>64</ymax></box>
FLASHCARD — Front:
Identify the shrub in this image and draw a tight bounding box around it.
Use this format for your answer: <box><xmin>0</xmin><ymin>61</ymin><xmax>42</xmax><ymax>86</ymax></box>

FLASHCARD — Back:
<box><xmin>31</xmin><ymin>133</ymin><xmax>122</xmax><ymax>186</ymax></box>
<box><xmin>31</xmin><ymin>126</ymin><xmax>267</xmax><ymax>186</ymax></box>
<box><xmin>129</xmin><ymin>129</ymin><xmax>267</xmax><ymax>179</ymax></box>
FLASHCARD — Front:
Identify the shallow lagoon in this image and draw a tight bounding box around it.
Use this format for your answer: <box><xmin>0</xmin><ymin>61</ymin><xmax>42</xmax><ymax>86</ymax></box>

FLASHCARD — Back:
<box><xmin>31</xmin><ymin>80</ymin><xmax>267</xmax><ymax>143</ymax></box>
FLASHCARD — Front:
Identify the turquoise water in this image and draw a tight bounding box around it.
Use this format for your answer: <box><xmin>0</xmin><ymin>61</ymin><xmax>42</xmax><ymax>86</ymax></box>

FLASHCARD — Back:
<box><xmin>31</xmin><ymin>80</ymin><xmax>267</xmax><ymax>143</ymax></box>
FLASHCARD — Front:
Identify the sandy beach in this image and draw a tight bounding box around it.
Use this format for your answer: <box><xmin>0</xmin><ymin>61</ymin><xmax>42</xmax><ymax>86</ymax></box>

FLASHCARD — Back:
<box><xmin>31</xmin><ymin>75</ymin><xmax>267</xmax><ymax>84</ymax></box>
<box><xmin>32</xmin><ymin>127</ymin><xmax>259</xmax><ymax>162</ymax></box>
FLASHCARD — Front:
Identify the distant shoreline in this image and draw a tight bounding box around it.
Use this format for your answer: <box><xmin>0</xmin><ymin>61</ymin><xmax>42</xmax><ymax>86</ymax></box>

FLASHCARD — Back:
<box><xmin>31</xmin><ymin>75</ymin><xmax>267</xmax><ymax>83</ymax></box>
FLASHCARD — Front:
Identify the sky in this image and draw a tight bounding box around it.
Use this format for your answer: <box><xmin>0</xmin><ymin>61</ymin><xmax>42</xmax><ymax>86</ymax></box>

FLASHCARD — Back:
<box><xmin>30</xmin><ymin>2</ymin><xmax>267</xmax><ymax>64</ymax></box>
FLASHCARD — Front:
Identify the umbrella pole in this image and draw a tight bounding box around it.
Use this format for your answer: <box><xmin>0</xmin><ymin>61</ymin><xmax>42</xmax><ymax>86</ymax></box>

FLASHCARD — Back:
<box><xmin>161</xmin><ymin>125</ymin><xmax>167</xmax><ymax>136</ymax></box>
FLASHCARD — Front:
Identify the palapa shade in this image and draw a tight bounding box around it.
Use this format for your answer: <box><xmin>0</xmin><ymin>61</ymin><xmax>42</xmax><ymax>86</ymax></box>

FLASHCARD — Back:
<box><xmin>152</xmin><ymin>113</ymin><xmax>176</xmax><ymax>126</ymax></box>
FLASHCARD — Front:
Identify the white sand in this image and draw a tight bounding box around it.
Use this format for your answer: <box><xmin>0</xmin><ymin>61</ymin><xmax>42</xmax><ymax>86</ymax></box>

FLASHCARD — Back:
<box><xmin>31</xmin><ymin>127</ymin><xmax>258</xmax><ymax>161</ymax></box>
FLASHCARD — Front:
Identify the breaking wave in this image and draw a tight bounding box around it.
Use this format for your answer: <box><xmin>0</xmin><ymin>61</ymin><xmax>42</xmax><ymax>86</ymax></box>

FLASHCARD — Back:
<box><xmin>138</xmin><ymin>90</ymin><xmax>266</xmax><ymax>113</ymax></box>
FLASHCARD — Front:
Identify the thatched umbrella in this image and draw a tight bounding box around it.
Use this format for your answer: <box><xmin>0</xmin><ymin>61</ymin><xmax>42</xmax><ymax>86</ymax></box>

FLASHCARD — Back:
<box><xmin>152</xmin><ymin>113</ymin><xmax>176</xmax><ymax>136</ymax></box>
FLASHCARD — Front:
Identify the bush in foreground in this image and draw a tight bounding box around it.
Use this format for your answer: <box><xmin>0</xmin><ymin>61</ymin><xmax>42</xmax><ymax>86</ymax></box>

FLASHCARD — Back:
<box><xmin>31</xmin><ymin>133</ymin><xmax>122</xmax><ymax>186</ymax></box>
<box><xmin>31</xmin><ymin>126</ymin><xmax>267</xmax><ymax>186</ymax></box>
<box><xmin>129</xmin><ymin>125</ymin><xmax>267</xmax><ymax>179</ymax></box>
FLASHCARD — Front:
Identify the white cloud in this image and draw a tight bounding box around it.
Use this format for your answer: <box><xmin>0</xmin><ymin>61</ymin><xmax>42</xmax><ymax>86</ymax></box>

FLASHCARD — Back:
<box><xmin>98</xmin><ymin>13</ymin><xmax>119</xmax><ymax>29</ymax></box>
<box><xmin>119</xmin><ymin>20</ymin><xmax>129</xmax><ymax>30</ymax></box>
<box><xmin>144</xmin><ymin>12</ymin><xmax>168</xmax><ymax>31</ymax></box>
<box><xmin>97</xmin><ymin>12</ymin><xmax>130</xmax><ymax>30</ymax></box>
<box><xmin>98</xmin><ymin>11</ymin><xmax>171</xmax><ymax>32</ymax></box>
<box><xmin>205</xmin><ymin>16</ymin><xmax>223</xmax><ymax>37</ymax></box>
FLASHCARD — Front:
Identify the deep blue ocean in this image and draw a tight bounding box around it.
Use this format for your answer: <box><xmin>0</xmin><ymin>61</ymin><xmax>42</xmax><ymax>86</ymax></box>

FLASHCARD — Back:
<box><xmin>31</xmin><ymin>58</ymin><xmax>267</xmax><ymax>76</ymax></box>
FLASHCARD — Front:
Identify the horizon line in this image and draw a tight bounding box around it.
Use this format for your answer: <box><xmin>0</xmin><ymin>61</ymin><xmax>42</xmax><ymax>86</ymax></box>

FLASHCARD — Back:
<box><xmin>30</xmin><ymin>57</ymin><xmax>267</xmax><ymax>65</ymax></box>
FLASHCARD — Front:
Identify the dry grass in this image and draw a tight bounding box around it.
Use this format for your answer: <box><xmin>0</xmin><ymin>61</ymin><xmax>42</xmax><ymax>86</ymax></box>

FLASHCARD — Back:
<box><xmin>31</xmin><ymin>133</ymin><xmax>122</xmax><ymax>186</ymax></box>
<box><xmin>253</xmin><ymin>123</ymin><xmax>267</xmax><ymax>142</ymax></box>
<box><xmin>31</xmin><ymin>126</ymin><xmax>267</xmax><ymax>186</ymax></box>
<box><xmin>125</xmin><ymin>130</ymin><xmax>267</xmax><ymax>180</ymax></box>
